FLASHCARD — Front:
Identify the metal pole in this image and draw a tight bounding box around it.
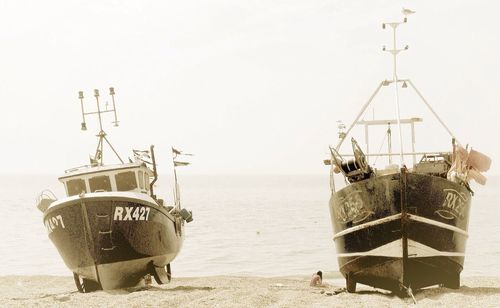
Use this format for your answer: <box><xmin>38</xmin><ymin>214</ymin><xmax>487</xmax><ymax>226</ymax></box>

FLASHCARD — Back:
<box><xmin>94</xmin><ymin>136</ymin><xmax>103</xmax><ymax>165</ymax></box>
<box><xmin>387</xmin><ymin>124</ymin><xmax>392</xmax><ymax>164</ymax></box>
<box><xmin>341</xmin><ymin>151</ymin><xmax>452</xmax><ymax>157</ymax></box>
<box><xmin>174</xmin><ymin>167</ymin><xmax>181</xmax><ymax>208</ymax></box>
<box><xmin>102</xmin><ymin>135</ymin><xmax>124</xmax><ymax>164</ymax></box>
<box><xmin>364</xmin><ymin>124</ymin><xmax>369</xmax><ymax>164</ymax></box>
<box><xmin>172</xmin><ymin>149</ymin><xmax>181</xmax><ymax>209</ymax></box>
<box><xmin>100</xmin><ymin>134</ymin><xmax>104</xmax><ymax>164</ymax></box>
<box><xmin>93</xmin><ymin>89</ymin><xmax>104</xmax><ymax>165</ymax></box>
<box><xmin>400</xmin><ymin>167</ymin><xmax>409</xmax><ymax>287</ymax></box>
<box><xmin>109</xmin><ymin>87</ymin><xmax>119</xmax><ymax>127</ymax></box>
<box><xmin>79</xmin><ymin>91</ymin><xmax>86</xmax><ymax>130</ymax></box>
<box><xmin>94</xmin><ymin>89</ymin><xmax>103</xmax><ymax>132</ymax></box>
<box><xmin>392</xmin><ymin>26</ymin><xmax>405</xmax><ymax>166</ymax></box>
<box><xmin>411</xmin><ymin>122</ymin><xmax>416</xmax><ymax>165</ymax></box>
<box><xmin>149</xmin><ymin>145</ymin><xmax>158</xmax><ymax>199</ymax></box>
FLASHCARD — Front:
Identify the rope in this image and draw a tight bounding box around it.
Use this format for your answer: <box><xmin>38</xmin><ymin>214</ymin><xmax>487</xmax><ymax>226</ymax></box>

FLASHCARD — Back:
<box><xmin>373</xmin><ymin>132</ymin><xmax>388</xmax><ymax>166</ymax></box>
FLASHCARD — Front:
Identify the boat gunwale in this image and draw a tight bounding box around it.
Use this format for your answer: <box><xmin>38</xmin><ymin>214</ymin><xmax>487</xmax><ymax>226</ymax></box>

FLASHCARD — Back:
<box><xmin>43</xmin><ymin>192</ymin><xmax>177</xmax><ymax>222</ymax></box>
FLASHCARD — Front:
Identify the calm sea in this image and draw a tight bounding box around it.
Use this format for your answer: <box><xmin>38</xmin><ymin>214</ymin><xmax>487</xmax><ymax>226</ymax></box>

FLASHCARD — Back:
<box><xmin>0</xmin><ymin>174</ymin><xmax>498</xmax><ymax>277</ymax></box>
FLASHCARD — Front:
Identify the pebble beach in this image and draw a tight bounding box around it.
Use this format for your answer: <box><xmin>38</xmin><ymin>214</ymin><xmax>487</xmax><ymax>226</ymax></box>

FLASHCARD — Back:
<box><xmin>2</xmin><ymin>275</ymin><xmax>500</xmax><ymax>307</ymax></box>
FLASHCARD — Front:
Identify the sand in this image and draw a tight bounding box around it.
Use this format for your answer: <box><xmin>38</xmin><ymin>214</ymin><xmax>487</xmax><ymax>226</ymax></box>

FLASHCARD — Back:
<box><xmin>2</xmin><ymin>275</ymin><xmax>500</xmax><ymax>307</ymax></box>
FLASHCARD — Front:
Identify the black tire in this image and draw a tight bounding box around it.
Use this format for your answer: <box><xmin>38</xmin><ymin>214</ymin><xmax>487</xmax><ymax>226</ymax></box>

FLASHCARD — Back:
<box><xmin>150</xmin><ymin>262</ymin><xmax>172</xmax><ymax>285</ymax></box>
<box><xmin>73</xmin><ymin>273</ymin><xmax>84</xmax><ymax>293</ymax></box>
<box><xmin>166</xmin><ymin>263</ymin><xmax>172</xmax><ymax>282</ymax></box>
<box><xmin>73</xmin><ymin>273</ymin><xmax>102</xmax><ymax>293</ymax></box>
<box><xmin>346</xmin><ymin>274</ymin><xmax>357</xmax><ymax>293</ymax></box>
<box><xmin>82</xmin><ymin>278</ymin><xmax>103</xmax><ymax>292</ymax></box>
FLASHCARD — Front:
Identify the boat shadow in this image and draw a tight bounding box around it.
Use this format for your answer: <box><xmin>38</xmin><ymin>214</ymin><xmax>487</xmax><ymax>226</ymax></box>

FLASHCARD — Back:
<box><xmin>352</xmin><ymin>285</ymin><xmax>500</xmax><ymax>300</ymax></box>
<box><xmin>108</xmin><ymin>285</ymin><xmax>216</xmax><ymax>294</ymax></box>
<box><xmin>355</xmin><ymin>289</ymin><xmax>396</xmax><ymax>297</ymax></box>
<box><xmin>415</xmin><ymin>285</ymin><xmax>500</xmax><ymax>299</ymax></box>
<box><xmin>153</xmin><ymin>285</ymin><xmax>215</xmax><ymax>292</ymax></box>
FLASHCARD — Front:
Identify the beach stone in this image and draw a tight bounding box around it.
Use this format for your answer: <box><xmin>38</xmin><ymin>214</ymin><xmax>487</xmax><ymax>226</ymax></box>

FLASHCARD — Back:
<box><xmin>332</xmin><ymin>287</ymin><xmax>346</xmax><ymax>294</ymax></box>
<box><xmin>54</xmin><ymin>294</ymin><xmax>70</xmax><ymax>302</ymax></box>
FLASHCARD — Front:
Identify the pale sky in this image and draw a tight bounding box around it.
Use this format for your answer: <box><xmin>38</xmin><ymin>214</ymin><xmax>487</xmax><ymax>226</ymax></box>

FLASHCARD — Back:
<box><xmin>1</xmin><ymin>0</ymin><xmax>499</xmax><ymax>175</ymax></box>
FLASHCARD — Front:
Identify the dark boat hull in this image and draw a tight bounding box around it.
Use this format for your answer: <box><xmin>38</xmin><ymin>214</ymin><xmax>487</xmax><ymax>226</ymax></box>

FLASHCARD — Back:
<box><xmin>43</xmin><ymin>194</ymin><xmax>184</xmax><ymax>290</ymax></box>
<box><xmin>329</xmin><ymin>171</ymin><xmax>471</xmax><ymax>292</ymax></box>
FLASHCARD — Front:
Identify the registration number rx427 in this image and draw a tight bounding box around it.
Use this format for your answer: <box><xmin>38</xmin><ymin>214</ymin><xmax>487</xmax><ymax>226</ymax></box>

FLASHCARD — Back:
<box><xmin>113</xmin><ymin>206</ymin><xmax>151</xmax><ymax>221</ymax></box>
<box><xmin>45</xmin><ymin>215</ymin><xmax>65</xmax><ymax>234</ymax></box>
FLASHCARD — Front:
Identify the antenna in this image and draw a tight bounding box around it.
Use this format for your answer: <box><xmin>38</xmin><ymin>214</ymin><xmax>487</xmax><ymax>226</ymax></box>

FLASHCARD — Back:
<box><xmin>78</xmin><ymin>87</ymin><xmax>124</xmax><ymax>166</ymax></box>
<box><xmin>78</xmin><ymin>91</ymin><xmax>86</xmax><ymax>131</ymax></box>
<box><xmin>109</xmin><ymin>87</ymin><xmax>119</xmax><ymax>127</ymax></box>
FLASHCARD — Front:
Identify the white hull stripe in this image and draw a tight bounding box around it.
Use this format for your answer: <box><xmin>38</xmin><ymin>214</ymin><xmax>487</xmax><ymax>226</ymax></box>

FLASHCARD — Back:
<box><xmin>333</xmin><ymin>213</ymin><xmax>468</xmax><ymax>240</ymax></box>
<box><xmin>336</xmin><ymin>239</ymin><xmax>465</xmax><ymax>258</ymax></box>
<box><xmin>333</xmin><ymin>213</ymin><xmax>402</xmax><ymax>240</ymax></box>
<box><xmin>407</xmin><ymin>214</ymin><xmax>468</xmax><ymax>237</ymax></box>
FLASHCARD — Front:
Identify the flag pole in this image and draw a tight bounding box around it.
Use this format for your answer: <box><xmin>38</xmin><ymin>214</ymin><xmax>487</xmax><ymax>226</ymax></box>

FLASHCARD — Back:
<box><xmin>172</xmin><ymin>147</ymin><xmax>181</xmax><ymax>209</ymax></box>
<box><xmin>149</xmin><ymin>145</ymin><xmax>158</xmax><ymax>199</ymax></box>
<box><xmin>172</xmin><ymin>147</ymin><xmax>192</xmax><ymax>209</ymax></box>
<box><xmin>174</xmin><ymin>164</ymin><xmax>180</xmax><ymax>208</ymax></box>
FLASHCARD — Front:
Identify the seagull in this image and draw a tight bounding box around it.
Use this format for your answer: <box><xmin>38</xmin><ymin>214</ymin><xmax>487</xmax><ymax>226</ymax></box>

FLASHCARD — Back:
<box><xmin>402</xmin><ymin>8</ymin><xmax>416</xmax><ymax>16</ymax></box>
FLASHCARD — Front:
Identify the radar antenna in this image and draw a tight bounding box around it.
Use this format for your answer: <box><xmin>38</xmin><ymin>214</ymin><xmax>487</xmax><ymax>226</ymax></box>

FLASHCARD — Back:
<box><xmin>78</xmin><ymin>87</ymin><xmax>123</xmax><ymax>166</ymax></box>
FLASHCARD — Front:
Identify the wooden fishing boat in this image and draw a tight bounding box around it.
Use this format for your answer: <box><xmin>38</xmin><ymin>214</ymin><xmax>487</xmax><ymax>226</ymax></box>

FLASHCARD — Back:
<box><xmin>36</xmin><ymin>88</ymin><xmax>193</xmax><ymax>292</ymax></box>
<box><xmin>325</xmin><ymin>12</ymin><xmax>490</xmax><ymax>295</ymax></box>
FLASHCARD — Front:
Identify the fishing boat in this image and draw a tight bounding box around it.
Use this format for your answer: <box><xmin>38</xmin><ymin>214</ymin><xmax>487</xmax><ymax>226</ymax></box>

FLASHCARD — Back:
<box><xmin>325</xmin><ymin>12</ymin><xmax>491</xmax><ymax>295</ymax></box>
<box><xmin>36</xmin><ymin>88</ymin><xmax>193</xmax><ymax>292</ymax></box>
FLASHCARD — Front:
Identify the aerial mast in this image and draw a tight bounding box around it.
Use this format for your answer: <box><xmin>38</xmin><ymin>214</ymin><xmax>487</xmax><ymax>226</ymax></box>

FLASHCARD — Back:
<box><xmin>78</xmin><ymin>87</ymin><xmax>124</xmax><ymax>166</ymax></box>
<box><xmin>382</xmin><ymin>9</ymin><xmax>414</xmax><ymax>166</ymax></box>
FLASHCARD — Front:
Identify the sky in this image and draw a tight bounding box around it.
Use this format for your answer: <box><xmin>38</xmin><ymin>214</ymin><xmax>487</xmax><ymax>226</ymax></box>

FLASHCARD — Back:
<box><xmin>0</xmin><ymin>0</ymin><xmax>499</xmax><ymax>175</ymax></box>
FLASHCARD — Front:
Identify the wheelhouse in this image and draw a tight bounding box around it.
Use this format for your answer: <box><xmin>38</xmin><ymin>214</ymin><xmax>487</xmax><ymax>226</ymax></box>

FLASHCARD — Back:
<box><xmin>59</xmin><ymin>163</ymin><xmax>154</xmax><ymax>197</ymax></box>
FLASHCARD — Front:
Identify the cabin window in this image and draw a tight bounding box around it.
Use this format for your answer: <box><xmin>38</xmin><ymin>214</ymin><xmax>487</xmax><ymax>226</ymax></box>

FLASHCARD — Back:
<box><xmin>67</xmin><ymin>179</ymin><xmax>87</xmax><ymax>196</ymax></box>
<box><xmin>115</xmin><ymin>171</ymin><xmax>138</xmax><ymax>191</ymax></box>
<box><xmin>89</xmin><ymin>175</ymin><xmax>112</xmax><ymax>192</ymax></box>
<box><xmin>138</xmin><ymin>171</ymin><xmax>144</xmax><ymax>189</ymax></box>
<box><xmin>144</xmin><ymin>173</ymin><xmax>150</xmax><ymax>191</ymax></box>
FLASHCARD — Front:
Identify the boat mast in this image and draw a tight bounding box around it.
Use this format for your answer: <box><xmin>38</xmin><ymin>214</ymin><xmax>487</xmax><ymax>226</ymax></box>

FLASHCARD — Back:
<box><xmin>332</xmin><ymin>10</ymin><xmax>459</xmax><ymax>171</ymax></box>
<box><xmin>382</xmin><ymin>17</ymin><xmax>408</xmax><ymax>166</ymax></box>
<box><xmin>78</xmin><ymin>87</ymin><xmax>124</xmax><ymax>166</ymax></box>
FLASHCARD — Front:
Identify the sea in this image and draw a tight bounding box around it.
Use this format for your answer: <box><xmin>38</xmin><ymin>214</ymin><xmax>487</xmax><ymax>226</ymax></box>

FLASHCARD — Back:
<box><xmin>1</xmin><ymin>174</ymin><xmax>498</xmax><ymax>278</ymax></box>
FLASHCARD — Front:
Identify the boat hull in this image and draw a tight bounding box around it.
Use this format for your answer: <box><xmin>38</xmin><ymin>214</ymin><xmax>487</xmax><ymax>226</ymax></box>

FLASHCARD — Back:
<box><xmin>329</xmin><ymin>171</ymin><xmax>471</xmax><ymax>292</ymax></box>
<box><xmin>43</xmin><ymin>194</ymin><xmax>184</xmax><ymax>290</ymax></box>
